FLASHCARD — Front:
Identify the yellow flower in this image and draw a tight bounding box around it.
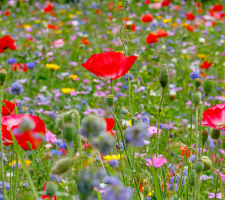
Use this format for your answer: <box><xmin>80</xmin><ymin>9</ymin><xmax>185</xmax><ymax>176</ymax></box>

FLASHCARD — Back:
<box><xmin>35</xmin><ymin>19</ymin><xmax>41</xmax><ymax>23</ymax></box>
<box><xmin>61</xmin><ymin>88</ymin><xmax>75</xmax><ymax>94</ymax></box>
<box><xmin>69</xmin><ymin>75</ymin><xmax>78</xmax><ymax>81</ymax></box>
<box><xmin>156</xmin><ymin>16</ymin><xmax>162</xmax><ymax>20</ymax></box>
<box><xmin>181</xmin><ymin>23</ymin><xmax>188</xmax><ymax>27</ymax></box>
<box><xmin>163</xmin><ymin>18</ymin><xmax>172</xmax><ymax>23</ymax></box>
<box><xmin>196</xmin><ymin>54</ymin><xmax>207</xmax><ymax>59</ymax></box>
<box><xmin>181</xmin><ymin>55</ymin><xmax>189</xmax><ymax>59</ymax></box>
<box><xmin>171</xmin><ymin>23</ymin><xmax>177</xmax><ymax>27</ymax></box>
<box><xmin>128</xmin><ymin>120</ymin><xmax>132</xmax><ymax>126</ymax></box>
<box><xmin>154</xmin><ymin>0</ymin><xmax>160</xmax><ymax>2</ymax></box>
<box><xmin>106</xmin><ymin>31</ymin><xmax>111</xmax><ymax>34</ymax></box>
<box><xmin>46</xmin><ymin>64</ymin><xmax>60</xmax><ymax>70</ymax></box>
<box><xmin>76</xmin><ymin>11</ymin><xmax>82</xmax><ymax>15</ymax></box>
<box><xmin>9</xmin><ymin>160</ymin><xmax>32</xmax><ymax>169</ymax></box>
<box><xmin>68</xmin><ymin>14</ymin><xmax>76</xmax><ymax>18</ymax></box>
<box><xmin>118</xmin><ymin>1</ymin><xmax>123</xmax><ymax>6</ymax></box>
<box><xmin>104</xmin><ymin>154</ymin><xmax>122</xmax><ymax>161</ymax></box>
<box><xmin>147</xmin><ymin>190</ymin><xmax>154</xmax><ymax>197</ymax></box>
<box><xmin>55</xmin><ymin>30</ymin><xmax>62</xmax><ymax>34</ymax></box>
<box><xmin>60</xmin><ymin>9</ymin><xmax>66</xmax><ymax>13</ymax></box>
<box><xmin>24</xmin><ymin>25</ymin><xmax>31</xmax><ymax>28</ymax></box>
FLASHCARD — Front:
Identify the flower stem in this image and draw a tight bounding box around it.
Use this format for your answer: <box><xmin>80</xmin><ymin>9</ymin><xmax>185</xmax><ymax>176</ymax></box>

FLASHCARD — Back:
<box><xmin>110</xmin><ymin>79</ymin><xmax>113</xmax><ymax>95</ymax></box>
<box><xmin>195</xmin><ymin>106</ymin><xmax>199</xmax><ymax>161</ymax></box>
<box><xmin>0</xmin><ymin>85</ymin><xmax>6</xmax><ymax>199</ymax></box>
<box><xmin>189</xmin><ymin>101</ymin><xmax>193</xmax><ymax>146</ymax></box>
<box><xmin>13</xmin><ymin>153</ymin><xmax>19</xmax><ymax>200</ymax></box>
<box><xmin>97</xmin><ymin>150</ymin><xmax>107</xmax><ymax>177</ymax></box>
<box><xmin>156</xmin><ymin>88</ymin><xmax>165</xmax><ymax>156</ymax></box>
<box><xmin>193</xmin><ymin>173</ymin><xmax>200</xmax><ymax>200</ymax></box>
<box><xmin>199</xmin><ymin>99</ymin><xmax>206</xmax><ymax>158</ymax></box>
<box><xmin>211</xmin><ymin>168</ymin><xmax>225</xmax><ymax>200</ymax></box>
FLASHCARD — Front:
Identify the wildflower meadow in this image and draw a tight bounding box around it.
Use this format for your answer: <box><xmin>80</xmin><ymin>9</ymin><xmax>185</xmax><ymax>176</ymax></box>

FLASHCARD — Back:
<box><xmin>0</xmin><ymin>0</ymin><xmax>225</xmax><ymax>199</ymax></box>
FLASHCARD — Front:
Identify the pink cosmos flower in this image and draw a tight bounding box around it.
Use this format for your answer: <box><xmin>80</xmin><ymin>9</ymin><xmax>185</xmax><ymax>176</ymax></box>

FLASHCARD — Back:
<box><xmin>145</xmin><ymin>155</ymin><xmax>167</xmax><ymax>168</ymax></box>
<box><xmin>208</xmin><ymin>193</ymin><xmax>223</xmax><ymax>199</ymax></box>
<box><xmin>202</xmin><ymin>103</ymin><xmax>225</xmax><ymax>130</ymax></box>
<box><xmin>52</xmin><ymin>39</ymin><xmax>65</xmax><ymax>48</ymax></box>
<box><xmin>148</xmin><ymin>126</ymin><xmax>161</xmax><ymax>138</ymax></box>
<box><xmin>45</xmin><ymin>129</ymin><xmax>57</xmax><ymax>143</ymax></box>
<box><xmin>214</xmin><ymin>169</ymin><xmax>225</xmax><ymax>181</ymax></box>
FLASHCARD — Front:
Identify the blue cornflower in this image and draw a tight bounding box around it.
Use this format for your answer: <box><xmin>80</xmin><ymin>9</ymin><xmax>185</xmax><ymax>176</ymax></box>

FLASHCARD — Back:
<box><xmin>7</xmin><ymin>58</ymin><xmax>17</xmax><ymax>64</ymax></box>
<box><xmin>10</xmin><ymin>82</ymin><xmax>24</xmax><ymax>95</ymax></box>
<box><xmin>23</xmin><ymin>182</ymin><xmax>28</xmax><ymax>187</ymax></box>
<box><xmin>122</xmin><ymin>85</ymin><xmax>128</xmax><ymax>89</ymax></box>
<box><xmin>137</xmin><ymin>112</ymin><xmax>150</xmax><ymax>126</ymax></box>
<box><xmin>26</xmin><ymin>62</ymin><xmax>36</xmax><ymax>69</ymax></box>
<box><xmin>49</xmin><ymin>174</ymin><xmax>61</xmax><ymax>183</ymax></box>
<box><xmin>208</xmin><ymin>136</ymin><xmax>215</xmax><ymax>151</ymax></box>
<box><xmin>125</xmin><ymin>73</ymin><xmax>134</xmax><ymax>82</ymax></box>
<box><xmin>103</xmin><ymin>176</ymin><xmax>117</xmax><ymax>184</ymax></box>
<box><xmin>109</xmin><ymin>159</ymin><xmax>118</xmax><ymax>168</ymax></box>
<box><xmin>190</xmin><ymin>72</ymin><xmax>202</xmax><ymax>80</ymax></box>
<box><xmin>190</xmin><ymin>154</ymin><xmax>195</xmax><ymax>162</ymax></box>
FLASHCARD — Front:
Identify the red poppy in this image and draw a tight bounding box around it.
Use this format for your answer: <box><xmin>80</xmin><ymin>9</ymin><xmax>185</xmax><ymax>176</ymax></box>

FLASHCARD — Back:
<box><xmin>141</xmin><ymin>14</ymin><xmax>154</xmax><ymax>23</ymax></box>
<box><xmin>186</xmin><ymin>25</ymin><xmax>194</xmax><ymax>32</ymax></box>
<box><xmin>144</xmin><ymin>0</ymin><xmax>150</xmax><ymax>5</ymax></box>
<box><xmin>81</xmin><ymin>38</ymin><xmax>90</xmax><ymax>46</ymax></box>
<box><xmin>5</xmin><ymin>11</ymin><xmax>11</xmax><ymax>16</ymax></box>
<box><xmin>211</xmin><ymin>4</ymin><xmax>223</xmax><ymax>12</ymax></box>
<box><xmin>124</xmin><ymin>23</ymin><xmax>136</xmax><ymax>31</ymax></box>
<box><xmin>179</xmin><ymin>147</ymin><xmax>192</xmax><ymax>157</ymax></box>
<box><xmin>186</xmin><ymin>12</ymin><xmax>195</xmax><ymax>20</ymax></box>
<box><xmin>162</xmin><ymin>0</ymin><xmax>170</xmax><ymax>7</ymax></box>
<box><xmin>196</xmin><ymin>3</ymin><xmax>201</xmax><ymax>7</ymax></box>
<box><xmin>105</xmin><ymin>118</ymin><xmax>115</xmax><ymax>136</ymax></box>
<box><xmin>43</xmin><ymin>4</ymin><xmax>53</xmax><ymax>13</ymax></box>
<box><xmin>47</xmin><ymin>24</ymin><xmax>59</xmax><ymax>30</ymax></box>
<box><xmin>2</xmin><ymin>101</ymin><xmax>16</xmax><ymax>116</ymax></box>
<box><xmin>12</xmin><ymin>63</ymin><xmax>28</xmax><ymax>72</ymax></box>
<box><xmin>107</xmin><ymin>16</ymin><xmax>113</xmax><ymax>20</ymax></box>
<box><xmin>95</xmin><ymin>9</ymin><xmax>102</xmax><ymax>15</ymax></box>
<box><xmin>2</xmin><ymin>114</ymin><xmax>45</xmax><ymax>150</ymax></box>
<box><xmin>174</xmin><ymin>5</ymin><xmax>180</xmax><ymax>10</ymax></box>
<box><xmin>146</xmin><ymin>33</ymin><xmax>158</xmax><ymax>45</ymax></box>
<box><xmin>107</xmin><ymin>2</ymin><xmax>115</xmax><ymax>11</ymax></box>
<box><xmin>81</xmin><ymin>51</ymin><xmax>137</xmax><ymax>79</ymax></box>
<box><xmin>0</xmin><ymin>35</ymin><xmax>16</xmax><ymax>54</ymax></box>
<box><xmin>200</xmin><ymin>61</ymin><xmax>212</xmax><ymax>69</ymax></box>
<box><xmin>156</xmin><ymin>29</ymin><xmax>167</xmax><ymax>38</ymax></box>
<box><xmin>42</xmin><ymin>183</ymin><xmax>56</xmax><ymax>200</ymax></box>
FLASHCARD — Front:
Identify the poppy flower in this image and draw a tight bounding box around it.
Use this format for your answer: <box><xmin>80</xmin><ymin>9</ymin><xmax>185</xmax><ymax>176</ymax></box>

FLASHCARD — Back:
<box><xmin>179</xmin><ymin>147</ymin><xmax>192</xmax><ymax>157</ymax></box>
<box><xmin>43</xmin><ymin>4</ymin><xmax>53</xmax><ymax>13</ymax></box>
<box><xmin>47</xmin><ymin>24</ymin><xmax>58</xmax><ymax>30</ymax></box>
<box><xmin>146</xmin><ymin>33</ymin><xmax>158</xmax><ymax>45</ymax></box>
<box><xmin>107</xmin><ymin>2</ymin><xmax>115</xmax><ymax>11</ymax></box>
<box><xmin>0</xmin><ymin>35</ymin><xmax>16</xmax><ymax>54</ymax></box>
<box><xmin>105</xmin><ymin>118</ymin><xmax>115</xmax><ymax>136</ymax></box>
<box><xmin>52</xmin><ymin>39</ymin><xmax>65</xmax><ymax>48</ymax></box>
<box><xmin>12</xmin><ymin>63</ymin><xmax>28</xmax><ymax>72</ymax></box>
<box><xmin>2</xmin><ymin>101</ymin><xmax>16</xmax><ymax>116</ymax></box>
<box><xmin>42</xmin><ymin>183</ymin><xmax>56</xmax><ymax>200</ymax></box>
<box><xmin>211</xmin><ymin>4</ymin><xmax>223</xmax><ymax>12</ymax></box>
<box><xmin>2</xmin><ymin>114</ymin><xmax>45</xmax><ymax>150</ymax></box>
<box><xmin>174</xmin><ymin>5</ymin><xmax>180</xmax><ymax>10</ymax></box>
<box><xmin>186</xmin><ymin>12</ymin><xmax>195</xmax><ymax>20</ymax></box>
<box><xmin>161</xmin><ymin>0</ymin><xmax>170</xmax><ymax>7</ymax></box>
<box><xmin>156</xmin><ymin>29</ymin><xmax>167</xmax><ymax>38</ymax></box>
<box><xmin>141</xmin><ymin>14</ymin><xmax>154</xmax><ymax>23</ymax></box>
<box><xmin>202</xmin><ymin>103</ymin><xmax>225</xmax><ymax>130</ymax></box>
<box><xmin>196</xmin><ymin>3</ymin><xmax>201</xmax><ymax>7</ymax></box>
<box><xmin>4</xmin><ymin>11</ymin><xmax>10</xmax><ymax>16</ymax></box>
<box><xmin>144</xmin><ymin>0</ymin><xmax>150</xmax><ymax>5</ymax></box>
<box><xmin>95</xmin><ymin>9</ymin><xmax>102</xmax><ymax>15</ymax></box>
<box><xmin>81</xmin><ymin>38</ymin><xmax>90</xmax><ymax>46</ymax></box>
<box><xmin>81</xmin><ymin>51</ymin><xmax>137</xmax><ymax>79</ymax></box>
<box><xmin>124</xmin><ymin>22</ymin><xmax>136</xmax><ymax>31</ymax></box>
<box><xmin>186</xmin><ymin>25</ymin><xmax>194</xmax><ymax>32</ymax></box>
<box><xmin>200</xmin><ymin>61</ymin><xmax>212</xmax><ymax>69</ymax></box>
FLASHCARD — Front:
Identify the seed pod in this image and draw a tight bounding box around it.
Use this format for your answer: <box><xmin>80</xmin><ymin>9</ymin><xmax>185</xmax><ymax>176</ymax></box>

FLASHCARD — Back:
<box><xmin>159</xmin><ymin>64</ymin><xmax>169</xmax><ymax>88</ymax></box>
<box><xmin>195</xmin><ymin>78</ymin><xmax>202</xmax><ymax>89</ymax></box>
<box><xmin>202</xmin><ymin>131</ymin><xmax>208</xmax><ymax>144</ymax></box>
<box><xmin>211</xmin><ymin>129</ymin><xmax>221</xmax><ymax>140</ymax></box>
<box><xmin>201</xmin><ymin>156</ymin><xmax>212</xmax><ymax>171</ymax></box>
<box><xmin>51</xmin><ymin>157</ymin><xmax>74</xmax><ymax>175</ymax></box>
<box><xmin>189</xmin><ymin>170</ymin><xmax>196</xmax><ymax>187</ymax></box>
<box><xmin>0</xmin><ymin>69</ymin><xmax>7</xmax><ymax>84</ymax></box>
<box><xmin>203</xmin><ymin>79</ymin><xmax>213</xmax><ymax>94</ymax></box>
<box><xmin>46</xmin><ymin>181</ymin><xmax>58</xmax><ymax>197</ymax></box>
<box><xmin>191</xmin><ymin>91</ymin><xmax>202</xmax><ymax>105</ymax></box>
<box><xmin>194</xmin><ymin>160</ymin><xmax>204</xmax><ymax>173</ymax></box>
<box><xmin>63</xmin><ymin>123</ymin><xmax>75</xmax><ymax>142</ymax></box>
<box><xmin>140</xmin><ymin>104</ymin><xmax>144</xmax><ymax>111</ymax></box>
<box><xmin>106</xmin><ymin>94</ymin><xmax>115</xmax><ymax>107</ymax></box>
<box><xmin>143</xmin><ymin>185</ymin><xmax>150</xmax><ymax>196</ymax></box>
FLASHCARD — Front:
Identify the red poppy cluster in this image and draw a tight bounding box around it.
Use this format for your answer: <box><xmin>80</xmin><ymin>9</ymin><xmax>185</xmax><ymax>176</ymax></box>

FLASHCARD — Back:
<box><xmin>0</xmin><ymin>35</ymin><xmax>16</xmax><ymax>54</ymax></box>
<box><xmin>186</xmin><ymin>12</ymin><xmax>195</xmax><ymax>21</ymax></box>
<box><xmin>12</xmin><ymin>63</ymin><xmax>28</xmax><ymax>72</ymax></box>
<box><xmin>146</xmin><ymin>29</ymin><xmax>167</xmax><ymax>45</ymax></box>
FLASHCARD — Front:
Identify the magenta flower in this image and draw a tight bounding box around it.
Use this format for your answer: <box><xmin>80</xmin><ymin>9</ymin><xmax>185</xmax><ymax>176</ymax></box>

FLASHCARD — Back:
<box><xmin>148</xmin><ymin>126</ymin><xmax>161</xmax><ymax>138</ymax></box>
<box><xmin>208</xmin><ymin>193</ymin><xmax>222</xmax><ymax>199</ymax></box>
<box><xmin>145</xmin><ymin>155</ymin><xmax>167</xmax><ymax>168</ymax></box>
<box><xmin>45</xmin><ymin>129</ymin><xmax>57</xmax><ymax>143</ymax></box>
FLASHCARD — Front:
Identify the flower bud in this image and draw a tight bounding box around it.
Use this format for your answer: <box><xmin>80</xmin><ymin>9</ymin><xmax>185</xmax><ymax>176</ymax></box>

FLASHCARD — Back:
<box><xmin>195</xmin><ymin>78</ymin><xmax>202</xmax><ymax>89</ymax></box>
<box><xmin>170</xmin><ymin>152</ymin><xmax>175</xmax><ymax>157</ymax></box>
<box><xmin>201</xmin><ymin>156</ymin><xmax>212</xmax><ymax>171</ymax></box>
<box><xmin>194</xmin><ymin>160</ymin><xmax>204</xmax><ymax>173</ymax></box>
<box><xmin>211</xmin><ymin>129</ymin><xmax>221</xmax><ymax>140</ymax></box>
<box><xmin>106</xmin><ymin>94</ymin><xmax>114</xmax><ymax>107</ymax></box>
<box><xmin>159</xmin><ymin>64</ymin><xmax>169</xmax><ymax>88</ymax></box>
<box><xmin>189</xmin><ymin>170</ymin><xmax>196</xmax><ymax>187</ymax></box>
<box><xmin>202</xmin><ymin>131</ymin><xmax>208</xmax><ymax>144</ymax></box>
<box><xmin>0</xmin><ymin>69</ymin><xmax>7</xmax><ymax>84</ymax></box>
<box><xmin>203</xmin><ymin>79</ymin><xmax>213</xmax><ymax>94</ymax></box>
<box><xmin>222</xmin><ymin>139</ymin><xmax>225</xmax><ymax>150</ymax></box>
<box><xmin>121</xmin><ymin>107</ymin><xmax>129</xmax><ymax>115</ymax></box>
<box><xmin>63</xmin><ymin>123</ymin><xmax>75</xmax><ymax>142</ymax></box>
<box><xmin>46</xmin><ymin>181</ymin><xmax>58</xmax><ymax>197</ymax></box>
<box><xmin>140</xmin><ymin>104</ymin><xmax>144</xmax><ymax>111</ymax></box>
<box><xmin>191</xmin><ymin>91</ymin><xmax>202</xmax><ymax>105</ymax></box>
<box><xmin>51</xmin><ymin>157</ymin><xmax>74</xmax><ymax>175</ymax></box>
<box><xmin>143</xmin><ymin>185</ymin><xmax>150</xmax><ymax>196</ymax></box>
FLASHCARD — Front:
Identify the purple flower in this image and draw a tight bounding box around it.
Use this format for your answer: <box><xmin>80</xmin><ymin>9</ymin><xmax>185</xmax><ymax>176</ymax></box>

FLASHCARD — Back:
<box><xmin>190</xmin><ymin>71</ymin><xmax>202</xmax><ymax>80</ymax></box>
<box><xmin>208</xmin><ymin>193</ymin><xmax>223</xmax><ymax>199</ymax></box>
<box><xmin>109</xmin><ymin>159</ymin><xmax>118</xmax><ymax>168</ymax></box>
<box><xmin>200</xmin><ymin>175</ymin><xmax>213</xmax><ymax>181</ymax></box>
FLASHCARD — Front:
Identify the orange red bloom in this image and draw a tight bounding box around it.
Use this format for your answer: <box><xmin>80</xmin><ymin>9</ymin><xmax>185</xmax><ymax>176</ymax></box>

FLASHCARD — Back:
<box><xmin>141</xmin><ymin>14</ymin><xmax>154</xmax><ymax>23</ymax></box>
<box><xmin>200</xmin><ymin>61</ymin><xmax>212</xmax><ymax>69</ymax></box>
<box><xmin>0</xmin><ymin>35</ymin><xmax>16</xmax><ymax>53</ymax></box>
<box><xmin>146</xmin><ymin>33</ymin><xmax>158</xmax><ymax>45</ymax></box>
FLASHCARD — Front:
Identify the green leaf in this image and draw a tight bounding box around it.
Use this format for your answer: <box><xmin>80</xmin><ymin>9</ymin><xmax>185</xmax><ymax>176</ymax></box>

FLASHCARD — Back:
<box><xmin>103</xmin><ymin>163</ymin><xmax>116</xmax><ymax>176</ymax></box>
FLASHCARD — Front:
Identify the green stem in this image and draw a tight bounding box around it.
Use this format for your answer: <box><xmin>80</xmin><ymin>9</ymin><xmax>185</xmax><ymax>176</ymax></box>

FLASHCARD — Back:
<box><xmin>199</xmin><ymin>99</ymin><xmax>206</xmax><ymax>158</ymax></box>
<box><xmin>119</xmin><ymin>3</ymin><xmax>127</xmax><ymax>55</ymax></box>
<box><xmin>156</xmin><ymin>88</ymin><xmax>165</xmax><ymax>156</ymax></box>
<box><xmin>110</xmin><ymin>79</ymin><xmax>113</xmax><ymax>95</ymax></box>
<box><xmin>14</xmin><ymin>95</ymin><xmax>18</xmax><ymax>114</ymax></box>
<box><xmin>97</xmin><ymin>150</ymin><xmax>107</xmax><ymax>177</ymax></box>
<box><xmin>195</xmin><ymin>106</ymin><xmax>199</xmax><ymax>161</ymax></box>
<box><xmin>0</xmin><ymin>85</ymin><xmax>6</xmax><ymax>199</ymax></box>
<box><xmin>214</xmin><ymin>158</ymin><xmax>224</xmax><ymax>200</ymax></box>
<box><xmin>127</xmin><ymin>72</ymin><xmax>133</xmax><ymax>117</ymax></box>
<box><xmin>211</xmin><ymin>168</ymin><xmax>224</xmax><ymax>200</ymax></box>
<box><xmin>13</xmin><ymin>153</ymin><xmax>18</xmax><ymax>200</ymax></box>
<box><xmin>193</xmin><ymin>173</ymin><xmax>200</xmax><ymax>200</ymax></box>
<box><xmin>189</xmin><ymin>101</ymin><xmax>193</xmax><ymax>146</ymax></box>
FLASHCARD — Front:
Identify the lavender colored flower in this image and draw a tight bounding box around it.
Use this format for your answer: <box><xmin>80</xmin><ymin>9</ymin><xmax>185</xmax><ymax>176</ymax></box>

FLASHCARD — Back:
<box><xmin>10</xmin><ymin>82</ymin><xmax>24</xmax><ymax>95</ymax></box>
<box><xmin>103</xmin><ymin>176</ymin><xmax>118</xmax><ymax>184</ymax></box>
<box><xmin>23</xmin><ymin>182</ymin><xmax>28</xmax><ymax>187</ymax></box>
<box><xmin>125</xmin><ymin>122</ymin><xmax>148</xmax><ymax>147</ymax></box>
<box><xmin>109</xmin><ymin>159</ymin><xmax>118</xmax><ymax>168</ymax></box>
<box><xmin>190</xmin><ymin>71</ymin><xmax>202</xmax><ymax>80</ymax></box>
<box><xmin>208</xmin><ymin>136</ymin><xmax>215</xmax><ymax>151</ymax></box>
<box><xmin>125</xmin><ymin>73</ymin><xmax>134</xmax><ymax>82</ymax></box>
<box><xmin>0</xmin><ymin>181</ymin><xmax>10</xmax><ymax>191</ymax></box>
<box><xmin>200</xmin><ymin>175</ymin><xmax>213</xmax><ymax>181</ymax></box>
<box><xmin>49</xmin><ymin>174</ymin><xmax>61</xmax><ymax>183</ymax></box>
<box><xmin>136</xmin><ymin>112</ymin><xmax>150</xmax><ymax>126</ymax></box>
<box><xmin>6</xmin><ymin>57</ymin><xmax>16</xmax><ymax>64</ymax></box>
<box><xmin>26</xmin><ymin>62</ymin><xmax>36</xmax><ymax>69</ymax></box>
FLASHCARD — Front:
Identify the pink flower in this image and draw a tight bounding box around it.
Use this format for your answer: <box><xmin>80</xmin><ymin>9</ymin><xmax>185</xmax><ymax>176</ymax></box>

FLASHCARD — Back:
<box><xmin>214</xmin><ymin>169</ymin><xmax>225</xmax><ymax>181</ymax></box>
<box><xmin>148</xmin><ymin>126</ymin><xmax>161</xmax><ymax>138</ymax></box>
<box><xmin>145</xmin><ymin>155</ymin><xmax>167</xmax><ymax>168</ymax></box>
<box><xmin>45</xmin><ymin>129</ymin><xmax>57</xmax><ymax>143</ymax></box>
<box><xmin>202</xmin><ymin>103</ymin><xmax>225</xmax><ymax>129</ymax></box>
<box><xmin>52</xmin><ymin>39</ymin><xmax>65</xmax><ymax>48</ymax></box>
<box><xmin>208</xmin><ymin>193</ymin><xmax>223</xmax><ymax>199</ymax></box>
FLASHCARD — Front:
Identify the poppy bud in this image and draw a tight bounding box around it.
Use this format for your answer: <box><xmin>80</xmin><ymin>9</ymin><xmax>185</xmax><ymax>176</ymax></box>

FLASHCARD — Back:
<box><xmin>143</xmin><ymin>185</ymin><xmax>150</xmax><ymax>196</ymax></box>
<box><xmin>106</xmin><ymin>94</ymin><xmax>114</xmax><ymax>107</ymax></box>
<box><xmin>203</xmin><ymin>79</ymin><xmax>213</xmax><ymax>94</ymax></box>
<box><xmin>121</xmin><ymin>107</ymin><xmax>129</xmax><ymax>115</ymax></box>
<box><xmin>201</xmin><ymin>156</ymin><xmax>212</xmax><ymax>171</ymax></box>
<box><xmin>194</xmin><ymin>160</ymin><xmax>204</xmax><ymax>173</ymax></box>
<box><xmin>195</xmin><ymin>78</ymin><xmax>202</xmax><ymax>89</ymax></box>
<box><xmin>51</xmin><ymin>157</ymin><xmax>74</xmax><ymax>175</ymax></box>
<box><xmin>191</xmin><ymin>91</ymin><xmax>202</xmax><ymax>105</ymax></box>
<box><xmin>222</xmin><ymin>139</ymin><xmax>225</xmax><ymax>150</ymax></box>
<box><xmin>63</xmin><ymin>123</ymin><xmax>75</xmax><ymax>142</ymax></box>
<box><xmin>202</xmin><ymin>131</ymin><xmax>208</xmax><ymax>144</ymax></box>
<box><xmin>0</xmin><ymin>69</ymin><xmax>7</xmax><ymax>84</ymax></box>
<box><xmin>140</xmin><ymin>104</ymin><xmax>144</xmax><ymax>111</ymax></box>
<box><xmin>189</xmin><ymin>170</ymin><xmax>196</xmax><ymax>187</ymax></box>
<box><xmin>46</xmin><ymin>181</ymin><xmax>58</xmax><ymax>197</ymax></box>
<box><xmin>211</xmin><ymin>129</ymin><xmax>221</xmax><ymax>140</ymax></box>
<box><xmin>159</xmin><ymin>64</ymin><xmax>169</xmax><ymax>88</ymax></box>
<box><xmin>170</xmin><ymin>152</ymin><xmax>175</xmax><ymax>157</ymax></box>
